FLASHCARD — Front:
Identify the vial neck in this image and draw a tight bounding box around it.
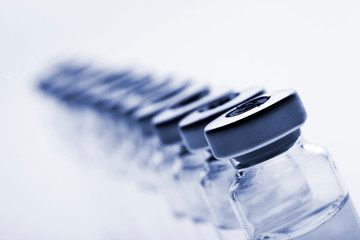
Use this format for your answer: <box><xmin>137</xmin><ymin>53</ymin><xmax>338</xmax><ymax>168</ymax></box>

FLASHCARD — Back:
<box><xmin>178</xmin><ymin>145</ymin><xmax>211</xmax><ymax>166</ymax></box>
<box><xmin>231</xmin><ymin>136</ymin><xmax>306</xmax><ymax>177</ymax></box>
<box><xmin>202</xmin><ymin>149</ymin><xmax>235</xmax><ymax>174</ymax></box>
<box><xmin>160</xmin><ymin>142</ymin><xmax>183</xmax><ymax>164</ymax></box>
<box><xmin>206</xmin><ymin>157</ymin><xmax>233</xmax><ymax>173</ymax></box>
<box><xmin>230</xmin><ymin>130</ymin><xmax>301</xmax><ymax>169</ymax></box>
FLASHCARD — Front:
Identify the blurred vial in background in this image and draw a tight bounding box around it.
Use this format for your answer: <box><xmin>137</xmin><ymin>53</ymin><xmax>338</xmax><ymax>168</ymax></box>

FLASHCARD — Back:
<box><xmin>38</xmin><ymin>63</ymin><xmax>176</xmax><ymax>239</ymax></box>
<box><xmin>69</xmin><ymin>71</ymin><xmax>138</xmax><ymax>162</ymax></box>
<box><xmin>133</xmin><ymin>84</ymin><xmax>221</xmax><ymax>240</ymax></box>
<box><xmin>86</xmin><ymin>72</ymin><xmax>154</xmax><ymax>160</ymax></box>
<box><xmin>70</xmin><ymin>72</ymin><xmax>193</xmax><ymax>240</ymax></box>
<box><xmin>178</xmin><ymin>86</ymin><xmax>265</xmax><ymax>240</ymax></box>
<box><xmin>38</xmin><ymin>61</ymin><xmax>92</xmax><ymax>96</ymax></box>
<box><xmin>129</xmin><ymin>79</ymin><xmax>191</xmax><ymax>189</ymax></box>
<box><xmin>134</xmin><ymin>85</ymin><xmax>208</xmax><ymax>202</ymax></box>
<box><xmin>205</xmin><ymin>90</ymin><xmax>360</xmax><ymax>240</ymax></box>
<box><xmin>89</xmin><ymin>74</ymin><xmax>173</xmax><ymax>174</ymax></box>
<box><xmin>151</xmin><ymin>86</ymin><xmax>231</xmax><ymax>240</ymax></box>
<box><xmin>56</xmin><ymin>69</ymin><xmax>140</xmax><ymax>165</ymax></box>
<box><xmin>37</xmin><ymin>63</ymin><xmax>108</xmax><ymax>162</ymax></box>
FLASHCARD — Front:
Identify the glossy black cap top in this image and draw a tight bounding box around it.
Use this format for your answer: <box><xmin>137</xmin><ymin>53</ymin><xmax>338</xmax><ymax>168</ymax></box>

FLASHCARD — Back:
<box><xmin>179</xmin><ymin>87</ymin><xmax>265</xmax><ymax>151</ymax></box>
<box><xmin>204</xmin><ymin>90</ymin><xmax>307</xmax><ymax>163</ymax></box>
<box><xmin>151</xmin><ymin>85</ymin><xmax>215</xmax><ymax>145</ymax></box>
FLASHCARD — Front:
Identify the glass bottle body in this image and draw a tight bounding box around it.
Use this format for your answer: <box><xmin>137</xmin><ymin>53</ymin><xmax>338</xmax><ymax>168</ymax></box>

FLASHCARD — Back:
<box><xmin>200</xmin><ymin>157</ymin><xmax>246</xmax><ymax>240</ymax></box>
<box><xmin>172</xmin><ymin>148</ymin><xmax>222</xmax><ymax>240</ymax></box>
<box><xmin>229</xmin><ymin>136</ymin><xmax>360</xmax><ymax>240</ymax></box>
<box><xmin>155</xmin><ymin>143</ymin><xmax>188</xmax><ymax>217</ymax></box>
<box><xmin>135</xmin><ymin>135</ymin><xmax>163</xmax><ymax>191</ymax></box>
<box><xmin>153</xmin><ymin>142</ymin><xmax>199</xmax><ymax>240</ymax></box>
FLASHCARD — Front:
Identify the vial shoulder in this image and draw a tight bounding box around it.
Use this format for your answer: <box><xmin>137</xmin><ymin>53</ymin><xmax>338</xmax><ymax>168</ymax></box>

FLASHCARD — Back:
<box><xmin>300</xmin><ymin>141</ymin><xmax>331</xmax><ymax>159</ymax></box>
<box><xmin>201</xmin><ymin>165</ymin><xmax>237</xmax><ymax>190</ymax></box>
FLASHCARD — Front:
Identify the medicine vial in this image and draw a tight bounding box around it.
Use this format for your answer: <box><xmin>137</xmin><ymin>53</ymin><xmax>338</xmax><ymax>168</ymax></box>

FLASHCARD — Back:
<box><xmin>178</xmin><ymin>87</ymin><xmax>265</xmax><ymax>240</ymax></box>
<box><xmin>152</xmin><ymin>86</ymin><xmax>231</xmax><ymax>240</ymax></box>
<box><xmin>205</xmin><ymin>90</ymin><xmax>360</xmax><ymax>240</ymax></box>
<box><xmin>133</xmin><ymin>83</ymin><xmax>212</xmax><ymax>240</ymax></box>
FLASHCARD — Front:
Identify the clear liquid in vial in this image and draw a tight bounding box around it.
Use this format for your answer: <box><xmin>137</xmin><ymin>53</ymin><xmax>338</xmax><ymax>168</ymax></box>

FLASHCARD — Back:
<box><xmin>294</xmin><ymin>195</ymin><xmax>360</xmax><ymax>240</ymax></box>
<box><xmin>257</xmin><ymin>195</ymin><xmax>360</xmax><ymax>240</ymax></box>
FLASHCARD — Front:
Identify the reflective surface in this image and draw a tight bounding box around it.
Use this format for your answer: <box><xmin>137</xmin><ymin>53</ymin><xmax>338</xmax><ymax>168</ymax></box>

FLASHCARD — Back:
<box><xmin>230</xmin><ymin>137</ymin><xmax>360</xmax><ymax>239</ymax></box>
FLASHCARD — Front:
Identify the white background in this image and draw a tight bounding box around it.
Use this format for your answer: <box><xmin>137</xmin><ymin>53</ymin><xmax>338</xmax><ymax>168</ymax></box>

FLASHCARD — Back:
<box><xmin>1</xmin><ymin>0</ymin><xmax>360</xmax><ymax>239</ymax></box>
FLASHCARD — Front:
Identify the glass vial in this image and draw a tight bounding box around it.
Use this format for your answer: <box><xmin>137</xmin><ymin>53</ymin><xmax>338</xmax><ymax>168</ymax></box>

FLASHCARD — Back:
<box><xmin>178</xmin><ymin>87</ymin><xmax>265</xmax><ymax>240</ymax></box>
<box><xmin>205</xmin><ymin>90</ymin><xmax>360</xmax><ymax>240</ymax></box>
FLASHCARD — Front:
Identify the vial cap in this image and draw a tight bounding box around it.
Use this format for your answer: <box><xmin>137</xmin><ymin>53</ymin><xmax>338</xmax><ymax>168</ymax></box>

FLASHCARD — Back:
<box><xmin>91</xmin><ymin>74</ymin><xmax>152</xmax><ymax>111</ymax></box>
<box><xmin>56</xmin><ymin>68</ymin><xmax>102</xmax><ymax>98</ymax></box>
<box><xmin>64</xmin><ymin>71</ymin><xmax>133</xmax><ymax>104</ymax></box>
<box><xmin>40</xmin><ymin>63</ymin><xmax>90</xmax><ymax>93</ymax></box>
<box><xmin>132</xmin><ymin>80</ymin><xmax>191</xmax><ymax>136</ymax></box>
<box><xmin>151</xmin><ymin>85</ymin><xmax>213</xmax><ymax>145</ymax></box>
<box><xmin>121</xmin><ymin>77</ymin><xmax>173</xmax><ymax>115</ymax></box>
<box><xmin>179</xmin><ymin>86</ymin><xmax>265</xmax><ymax>151</ymax></box>
<box><xmin>204</xmin><ymin>90</ymin><xmax>307</xmax><ymax>160</ymax></box>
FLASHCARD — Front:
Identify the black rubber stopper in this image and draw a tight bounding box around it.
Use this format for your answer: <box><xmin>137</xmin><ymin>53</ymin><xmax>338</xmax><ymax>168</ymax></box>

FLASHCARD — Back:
<box><xmin>151</xmin><ymin>85</ymin><xmax>218</xmax><ymax>145</ymax></box>
<box><xmin>132</xmin><ymin>81</ymin><xmax>193</xmax><ymax>137</ymax></box>
<box><xmin>179</xmin><ymin>86</ymin><xmax>265</xmax><ymax>151</ymax></box>
<box><xmin>204</xmin><ymin>90</ymin><xmax>307</xmax><ymax>166</ymax></box>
